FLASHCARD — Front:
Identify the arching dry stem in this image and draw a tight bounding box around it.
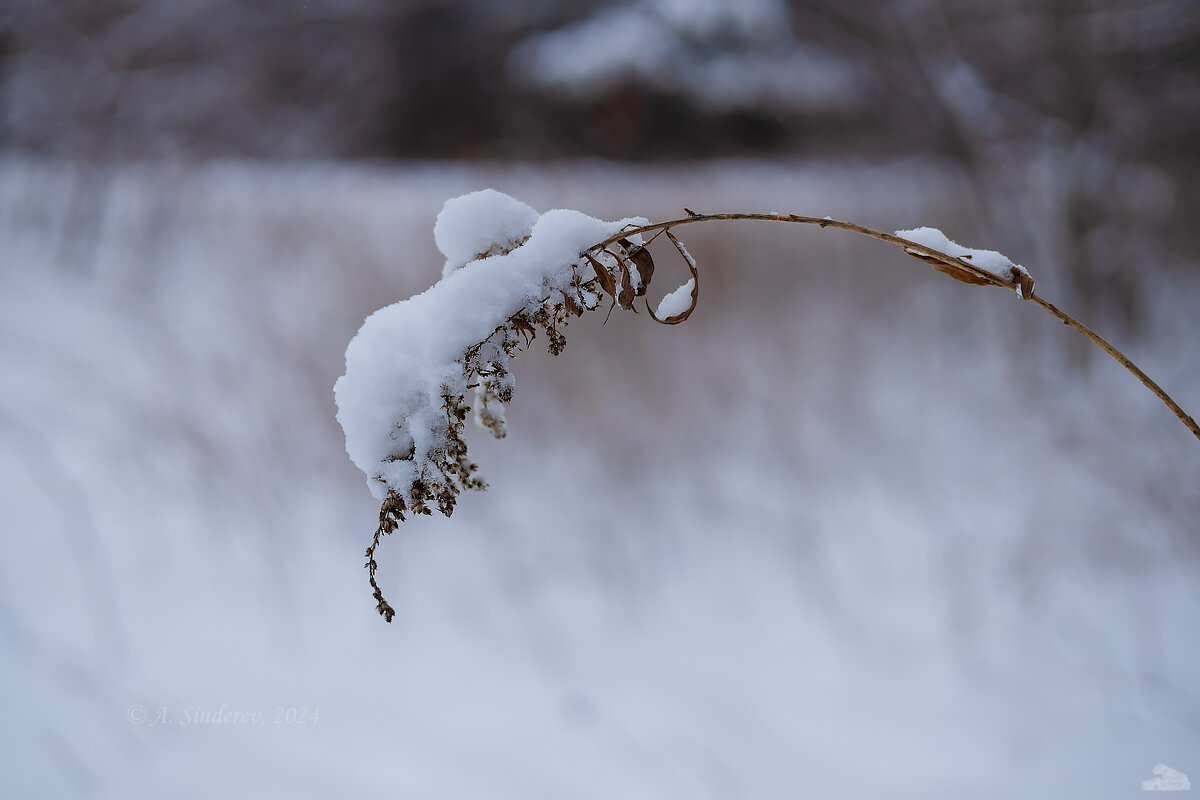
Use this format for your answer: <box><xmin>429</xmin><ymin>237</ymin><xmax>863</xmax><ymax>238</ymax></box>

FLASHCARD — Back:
<box><xmin>589</xmin><ymin>212</ymin><xmax>1199</xmax><ymax>444</ymax></box>
<box><xmin>360</xmin><ymin>205</ymin><xmax>1198</xmax><ymax>622</ymax></box>
<box><xmin>1029</xmin><ymin>295</ymin><xmax>1199</xmax><ymax>441</ymax></box>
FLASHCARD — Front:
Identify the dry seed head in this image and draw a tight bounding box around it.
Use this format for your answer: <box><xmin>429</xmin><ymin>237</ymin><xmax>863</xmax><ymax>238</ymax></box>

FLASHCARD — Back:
<box><xmin>359</xmin><ymin>219</ymin><xmax>702</xmax><ymax>621</ymax></box>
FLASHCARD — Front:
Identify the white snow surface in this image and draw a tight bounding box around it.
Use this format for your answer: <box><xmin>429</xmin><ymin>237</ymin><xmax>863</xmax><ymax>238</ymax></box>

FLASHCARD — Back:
<box><xmin>655</xmin><ymin>277</ymin><xmax>695</xmax><ymax>318</ymax></box>
<box><xmin>434</xmin><ymin>188</ymin><xmax>540</xmax><ymax>278</ymax></box>
<box><xmin>336</xmin><ymin>192</ymin><xmax>646</xmax><ymax>498</ymax></box>
<box><xmin>896</xmin><ymin>225</ymin><xmax>1030</xmax><ymax>282</ymax></box>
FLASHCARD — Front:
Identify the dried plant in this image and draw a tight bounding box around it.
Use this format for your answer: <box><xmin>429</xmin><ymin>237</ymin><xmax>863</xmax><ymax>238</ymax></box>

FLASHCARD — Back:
<box><xmin>359</xmin><ymin>208</ymin><xmax>1198</xmax><ymax>622</ymax></box>
<box><xmin>362</xmin><ymin>232</ymin><xmax>665</xmax><ymax>622</ymax></box>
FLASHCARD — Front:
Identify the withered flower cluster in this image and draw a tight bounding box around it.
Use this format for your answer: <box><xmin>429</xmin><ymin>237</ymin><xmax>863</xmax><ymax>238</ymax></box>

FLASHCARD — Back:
<box><xmin>367</xmin><ymin>232</ymin><xmax>700</xmax><ymax>621</ymax></box>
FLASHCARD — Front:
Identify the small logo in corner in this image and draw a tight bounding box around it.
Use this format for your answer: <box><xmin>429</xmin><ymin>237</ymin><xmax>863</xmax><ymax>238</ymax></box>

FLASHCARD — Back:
<box><xmin>1143</xmin><ymin>764</ymin><xmax>1191</xmax><ymax>792</ymax></box>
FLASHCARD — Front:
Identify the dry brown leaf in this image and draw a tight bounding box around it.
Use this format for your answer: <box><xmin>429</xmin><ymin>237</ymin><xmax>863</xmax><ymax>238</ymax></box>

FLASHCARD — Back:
<box><xmin>510</xmin><ymin>314</ymin><xmax>538</xmax><ymax>343</ymax></box>
<box><xmin>904</xmin><ymin>249</ymin><xmax>996</xmax><ymax>286</ymax></box>
<box><xmin>1010</xmin><ymin>268</ymin><xmax>1036</xmax><ymax>299</ymax></box>
<box><xmin>648</xmin><ymin>230</ymin><xmax>700</xmax><ymax>325</ymax></box>
<box><xmin>562</xmin><ymin>292</ymin><xmax>582</xmax><ymax>316</ymax></box>
<box><xmin>619</xmin><ymin>237</ymin><xmax>655</xmax><ymax>297</ymax></box>
<box><xmin>584</xmin><ymin>253</ymin><xmax>616</xmax><ymax>298</ymax></box>
<box><xmin>610</xmin><ymin>247</ymin><xmax>637</xmax><ymax>311</ymax></box>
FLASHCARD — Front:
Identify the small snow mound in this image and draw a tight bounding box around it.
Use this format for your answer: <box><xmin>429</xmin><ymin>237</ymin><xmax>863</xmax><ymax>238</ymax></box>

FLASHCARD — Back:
<box><xmin>655</xmin><ymin>278</ymin><xmax>695</xmax><ymax>319</ymax></box>
<box><xmin>435</xmin><ymin>189</ymin><xmax>540</xmax><ymax>277</ymax></box>
<box><xmin>896</xmin><ymin>225</ymin><xmax>1033</xmax><ymax>296</ymax></box>
<box><xmin>895</xmin><ymin>226</ymin><xmax>1027</xmax><ymax>281</ymax></box>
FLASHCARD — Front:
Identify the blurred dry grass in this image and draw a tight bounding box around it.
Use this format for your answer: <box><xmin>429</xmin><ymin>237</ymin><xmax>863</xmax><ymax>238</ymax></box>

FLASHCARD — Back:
<box><xmin>2</xmin><ymin>156</ymin><xmax>1198</xmax><ymax>796</ymax></box>
<box><xmin>3</xmin><ymin>155</ymin><xmax>1196</xmax><ymax>559</ymax></box>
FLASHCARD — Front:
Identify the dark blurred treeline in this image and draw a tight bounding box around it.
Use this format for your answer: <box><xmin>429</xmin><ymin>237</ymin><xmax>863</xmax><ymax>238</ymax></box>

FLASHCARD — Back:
<box><xmin>1</xmin><ymin>0</ymin><xmax>1196</xmax><ymax>165</ymax></box>
<box><xmin>2</xmin><ymin>0</ymin><xmax>1198</xmax><ymax>327</ymax></box>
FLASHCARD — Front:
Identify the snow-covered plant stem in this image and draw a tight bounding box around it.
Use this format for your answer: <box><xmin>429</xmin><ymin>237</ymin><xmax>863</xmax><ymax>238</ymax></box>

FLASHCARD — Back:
<box><xmin>598</xmin><ymin>211</ymin><xmax>1200</xmax><ymax>446</ymax></box>
<box><xmin>337</xmin><ymin>192</ymin><xmax>1199</xmax><ymax>622</ymax></box>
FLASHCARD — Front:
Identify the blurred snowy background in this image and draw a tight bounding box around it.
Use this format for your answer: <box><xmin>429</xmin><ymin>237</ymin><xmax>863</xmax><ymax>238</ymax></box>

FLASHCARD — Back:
<box><xmin>2</xmin><ymin>1</ymin><xmax>1199</xmax><ymax>797</ymax></box>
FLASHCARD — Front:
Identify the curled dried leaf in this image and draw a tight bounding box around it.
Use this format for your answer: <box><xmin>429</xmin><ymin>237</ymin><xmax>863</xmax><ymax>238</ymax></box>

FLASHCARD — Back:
<box><xmin>648</xmin><ymin>230</ymin><xmax>700</xmax><ymax>325</ymax></box>
<box><xmin>1010</xmin><ymin>268</ymin><xmax>1036</xmax><ymax>299</ymax></box>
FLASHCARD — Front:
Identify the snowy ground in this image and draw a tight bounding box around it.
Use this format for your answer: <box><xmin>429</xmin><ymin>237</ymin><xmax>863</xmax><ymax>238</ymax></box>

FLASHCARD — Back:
<box><xmin>1</xmin><ymin>157</ymin><xmax>1198</xmax><ymax>798</ymax></box>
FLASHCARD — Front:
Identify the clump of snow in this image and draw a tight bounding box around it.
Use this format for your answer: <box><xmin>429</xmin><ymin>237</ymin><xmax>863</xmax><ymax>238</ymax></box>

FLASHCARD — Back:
<box><xmin>895</xmin><ymin>226</ymin><xmax>1033</xmax><ymax>296</ymax></box>
<box><xmin>434</xmin><ymin>189</ymin><xmax>540</xmax><ymax>278</ymax></box>
<box><xmin>336</xmin><ymin>191</ymin><xmax>646</xmax><ymax>499</ymax></box>
<box><xmin>655</xmin><ymin>278</ymin><xmax>695</xmax><ymax>319</ymax></box>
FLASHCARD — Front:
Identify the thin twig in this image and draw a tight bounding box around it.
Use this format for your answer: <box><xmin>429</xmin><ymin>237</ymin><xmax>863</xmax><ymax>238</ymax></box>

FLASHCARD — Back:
<box><xmin>589</xmin><ymin>213</ymin><xmax>1199</xmax><ymax>443</ymax></box>
<box><xmin>1030</xmin><ymin>295</ymin><xmax>1200</xmax><ymax>441</ymax></box>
